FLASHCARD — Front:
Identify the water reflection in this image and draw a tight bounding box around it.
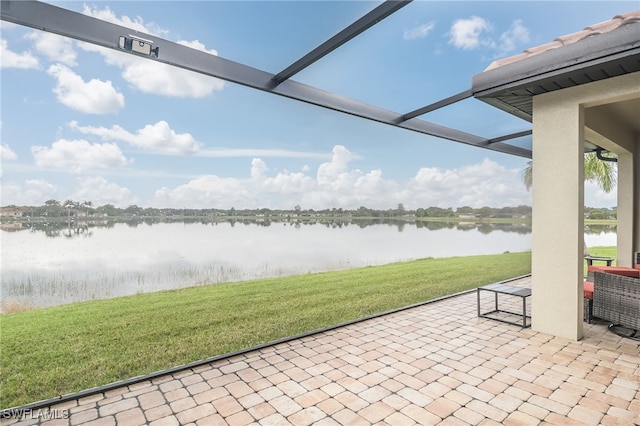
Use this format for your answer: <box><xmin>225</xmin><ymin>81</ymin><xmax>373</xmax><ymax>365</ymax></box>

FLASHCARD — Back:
<box><xmin>584</xmin><ymin>224</ymin><xmax>617</xmax><ymax>247</ymax></box>
<box><xmin>4</xmin><ymin>217</ymin><xmax>536</xmax><ymax>238</ymax></box>
<box><xmin>0</xmin><ymin>219</ymin><xmax>613</xmax><ymax>312</ymax></box>
<box><xmin>584</xmin><ymin>224</ymin><xmax>617</xmax><ymax>235</ymax></box>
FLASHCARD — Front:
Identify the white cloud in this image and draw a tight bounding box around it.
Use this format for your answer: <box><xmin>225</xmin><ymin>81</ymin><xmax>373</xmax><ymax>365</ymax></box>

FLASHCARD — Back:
<box><xmin>31</xmin><ymin>139</ymin><xmax>130</xmax><ymax>173</ymax></box>
<box><xmin>316</xmin><ymin>145</ymin><xmax>354</xmax><ymax>186</ymax></box>
<box><xmin>81</xmin><ymin>5</ymin><xmax>154</xmax><ymax>34</ymax></box>
<box><xmin>119</xmin><ymin>52</ymin><xmax>224</xmax><ymax>98</ymax></box>
<box><xmin>0</xmin><ymin>179</ymin><xmax>58</xmax><ymax>206</ymax></box>
<box><xmin>403</xmin><ymin>22</ymin><xmax>436</xmax><ymax>40</ymax></box>
<box><xmin>25</xmin><ymin>31</ymin><xmax>77</xmax><ymax>66</ymax></box>
<box><xmin>0</xmin><ymin>39</ymin><xmax>39</xmax><ymax>69</ymax></box>
<box><xmin>406</xmin><ymin>158</ymin><xmax>529</xmax><ymax>208</ymax></box>
<box><xmin>0</xmin><ymin>21</ymin><xmax>18</xmax><ymax>31</ymax></box>
<box><xmin>71</xmin><ymin>176</ymin><xmax>138</xmax><ymax>208</ymax></box>
<box><xmin>69</xmin><ymin>120</ymin><xmax>201</xmax><ymax>155</ymax></box>
<box><xmin>497</xmin><ymin>20</ymin><xmax>530</xmax><ymax>57</ymax></box>
<box><xmin>69</xmin><ymin>122</ymin><xmax>327</xmax><ymax>159</ymax></box>
<box><xmin>198</xmin><ymin>148</ymin><xmax>330</xmax><ymax>159</ymax></box>
<box><xmin>1</xmin><ymin>143</ymin><xmax>18</xmax><ymax>161</ymax></box>
<box><xmin>302</xmin><ymin>146</ymin><xmax>399</xmax><ymax>208</ymax></box>
<box><xmin>79</xmin><ymin>6</ymin><xmax>224</xmax><ymax>98</ymax></box>
<box><xmin>47</xmin><ymin>64</ymin><xmax>125</xmax><ymax>114</ymax></box>
<box><xmin>584</xmin><ymin>180</ymin><xmax>617</xmax><ymax>208</ymax></box>
<box><xmin>251</xmin><ymin>158</ymin><xmax>268</xmax><ymax>180</ymax></box>
<box><xmin>305</xmin><ymin>169</ymin><xmax>400</xmax><ymax>209</ymax></box>
<box><xmin>448</xmin><ymin>17</ymin><xmax>531</xmax><ymax>57</ymax></box>
<box><xmin>262</xmin><ymin>170</ymin><xmax>315</xmax><ymax>196</ymax></box>
<box><xmin>0</xmin><ymin>176</ymin><xmax>137</xmax><ymax>208</ymax></box>
<box><xmin>449</xmin><ymin>16</ymin><xmax>493</xmax><ymax>50</ymax></box>
<box><xmin>153</xmin><ymin>175</ymin><xmax>253</xmax><ymax>209</ymax></box>
<box><xmin>151</xmin><ymin>145</ymin><xmax>531</xmax><ymax>210</ymax></box>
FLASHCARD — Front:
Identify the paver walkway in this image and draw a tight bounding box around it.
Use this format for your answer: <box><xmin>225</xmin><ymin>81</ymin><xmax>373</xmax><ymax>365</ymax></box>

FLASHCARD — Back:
<box><xmin>2</xmin><ymin>277</ymin><xmax>639</xmax><ymax>425</ymax></box>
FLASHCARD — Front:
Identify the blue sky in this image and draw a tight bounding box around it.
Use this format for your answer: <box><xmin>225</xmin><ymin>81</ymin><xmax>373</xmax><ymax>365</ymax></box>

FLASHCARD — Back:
<box><xmin>1</xmin><ymin>1</ymin><xmax>632</xmax><ymax>210</ymax></box>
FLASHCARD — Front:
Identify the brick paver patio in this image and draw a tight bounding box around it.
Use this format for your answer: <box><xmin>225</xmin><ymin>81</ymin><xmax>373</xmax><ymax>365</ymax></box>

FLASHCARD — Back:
<box><xmin>2</xmin><ymin>277</ymin><xmax>639</xmax><ymax>425</ymax></box>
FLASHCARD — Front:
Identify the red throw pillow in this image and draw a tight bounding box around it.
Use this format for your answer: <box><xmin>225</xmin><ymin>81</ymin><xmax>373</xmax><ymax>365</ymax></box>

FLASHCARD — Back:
<box><xmin>588</xmin><ymin>265</ymin><xmax>640</xmax><ymax>278</ymax></box>
<box><xmin>583</xmin><ymin>281</ymin><xmax>594</xmax><ymax>299</ymax></box>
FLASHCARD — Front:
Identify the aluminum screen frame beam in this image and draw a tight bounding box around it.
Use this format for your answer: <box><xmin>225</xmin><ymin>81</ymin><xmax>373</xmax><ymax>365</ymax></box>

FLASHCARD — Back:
<box><xmin>486</xmin><ymin>130</ymin><xmax>532</xmax><ymax>145</ymax></box>
<box><xmin>397</xmin><ymin>89</ymin><xmax>473</xmax><ymax>123</ymax></box>
<box><xmin>0</xmin><ymin>0</ymin><xmax>532</xmax><ymax>159</ymax></box>
<box><xmin>271</xmin><ymin>0</ymin><xmax>411</xmax><ymax>86</ymax></box>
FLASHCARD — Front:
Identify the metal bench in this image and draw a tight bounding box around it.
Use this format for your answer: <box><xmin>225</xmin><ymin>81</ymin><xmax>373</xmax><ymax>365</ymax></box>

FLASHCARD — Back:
<box><xmin>584</xmin><ymin>256</ymin><xmax>614</xmax><ymax>266</ymax></box>
<box><xmin>477</xmin><ymin>283</ymin><xmax>531</xmax><ymax>328</ymax></box>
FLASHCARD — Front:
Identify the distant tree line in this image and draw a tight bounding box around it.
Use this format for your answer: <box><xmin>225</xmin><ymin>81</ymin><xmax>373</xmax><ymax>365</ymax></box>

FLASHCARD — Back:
<box><xmin>584</xmin><ymin>206</ymin><xmax>617</xmax><ymax>220</ymax></box>
<box><xmin>0</xmin><ymin>200</ymin><xmax>542</xmax><ymax>220</ymax></box>
<box><xmin>1</xmin><ymin>200</ymin><xmax>618</xmax><ymax>221</ymax></box>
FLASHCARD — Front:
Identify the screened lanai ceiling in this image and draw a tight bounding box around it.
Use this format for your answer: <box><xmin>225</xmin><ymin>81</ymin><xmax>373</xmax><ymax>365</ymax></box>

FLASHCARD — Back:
<box><xmin>2</xmin><ymin>1</ymin><xmax>638</xmax><ymax>160</ymax></box>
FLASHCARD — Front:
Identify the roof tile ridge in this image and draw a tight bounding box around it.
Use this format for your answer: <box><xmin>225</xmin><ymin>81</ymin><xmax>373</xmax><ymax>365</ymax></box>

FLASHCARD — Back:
<box><xmin>523</xmin><ymin>40</ymin><xmax>563</xmax><ymax>55</ymax></box>
<box><xmin>584</xmin><ymin>17</ymin><xmax>624</xmax><ymax>34</ymax></box>
<box><xmin>612</xmin><ymin>10</ymin><xmax>640</xmax><ymax>21</ymax></box>
<box><xmin>554</xmin><ymin>29</ymin><xmax>594</xmax><ymax>46</ymax></box>
<box><xmin>484</xmin><ymin>52</ymin><xmax>529</xmax><ymax>71</ymax></box>
<box><xmin>616</xmin><ymin>14</ymin><xmax>640</xmax><ymax>27</ymax></box>
<box><xmin>482</xmin><ymin>10</ymin><xmax>640</xmax><ymax>72</ymax></box>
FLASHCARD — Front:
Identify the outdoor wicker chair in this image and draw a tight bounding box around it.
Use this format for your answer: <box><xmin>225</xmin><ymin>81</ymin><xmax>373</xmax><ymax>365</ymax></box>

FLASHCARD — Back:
<box><xmin>592</xmin><ymin>271</ymin><xmax>640</xmax><ymax>331</ymax></box>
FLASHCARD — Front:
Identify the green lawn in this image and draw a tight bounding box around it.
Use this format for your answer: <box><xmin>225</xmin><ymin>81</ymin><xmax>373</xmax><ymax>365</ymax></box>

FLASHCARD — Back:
<box><xmin>584</xmin><ymin>246</ymin><xmax>618</xmax><ymax>275</ymax></box>
<box><xmin>585</xmin><ymin>246</ymin><xmax>617</xmax><ymax>260</ymax></box>
<box><xmin>0</xmin><ymin>252</ymin><xmax>533</xmax><ymax>408</ymax></box>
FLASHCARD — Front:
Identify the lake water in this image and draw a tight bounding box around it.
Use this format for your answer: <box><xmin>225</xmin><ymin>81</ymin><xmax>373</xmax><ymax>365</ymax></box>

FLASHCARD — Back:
<box><xmin>0</xmin><ymin>219</ymin><xmax>615</xmax><ymax>311</ymax></box>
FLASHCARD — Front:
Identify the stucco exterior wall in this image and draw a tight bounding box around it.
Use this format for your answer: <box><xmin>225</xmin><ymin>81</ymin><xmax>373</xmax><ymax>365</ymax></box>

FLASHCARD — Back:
<box><xmin>635</xmin><ymin>137</ymin><xmax>640</xmax><ymax>258</ymax></box>
<box><xmin>532</xmin><ymin>93</ymin><xmax>585</xmax><ymax>340</ymax></box>
<box><xmin>531</xmin><ymin>72</ymin><xmax>639</xmax><ymax>340</ymax></box>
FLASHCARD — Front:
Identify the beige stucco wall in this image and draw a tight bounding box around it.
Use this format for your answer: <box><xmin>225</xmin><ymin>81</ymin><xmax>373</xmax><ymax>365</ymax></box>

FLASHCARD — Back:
<box><xmin>584</xmin><ymin>106</ymin><xmax>637</xmax><ymax>267</ymax></box>
<box><xmin>617</xmin><ymin>151</ymin><xmax>635</xmax><ymax>267</ymax></box>
<box><xmin>635</xmin><ymin>137</ymin><xmax>640</xmax><ymax>259</ymax></box>
<box><xmin>531</xmin><ymin>72</ymin><xmax>639</xmax><ymax>340</ymax></box>
<box><xmin>532</xmin><ymin>92</ymin><xmax>585</xmax><ymax>340</ymax></box>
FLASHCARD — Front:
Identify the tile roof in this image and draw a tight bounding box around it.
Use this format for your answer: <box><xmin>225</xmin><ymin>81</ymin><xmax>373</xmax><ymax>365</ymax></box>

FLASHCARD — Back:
<box><xmin>485</xmin><ymin>10</ymin><xmax>640</xmax><ymax>71</ymax></box>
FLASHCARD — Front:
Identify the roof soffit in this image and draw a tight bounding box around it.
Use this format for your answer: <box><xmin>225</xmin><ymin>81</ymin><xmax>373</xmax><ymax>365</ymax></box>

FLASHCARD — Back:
<box><xmin>472</xmin><ymin>16</ymin><xmax>640</xmax><ymax>122</ymax></box>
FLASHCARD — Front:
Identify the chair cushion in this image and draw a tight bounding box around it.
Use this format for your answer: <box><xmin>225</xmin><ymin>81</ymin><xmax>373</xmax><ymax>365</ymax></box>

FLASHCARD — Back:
<box><xmin>587</xmin><ymin>265</ymin><xmax>640</xmax><ymax>278</ymax></box>
<box><xmin>583</xmin><ymin>280</ymin><xmax>594</xmax><ymax>299</ymax></box>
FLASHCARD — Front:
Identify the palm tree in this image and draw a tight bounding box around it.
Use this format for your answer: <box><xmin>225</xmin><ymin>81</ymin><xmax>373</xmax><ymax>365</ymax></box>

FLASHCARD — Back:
<box><xmin>584</xmin><ymin>153</ymin><xmax>616</xmax><ymax>193</ymax></box>
<box><xmin>81</xmin><ymin>200</ymin><xmax>93</xmax><ymax>217</ymax></box>
<box><xmin>522</xmin><ymin>152</ymin><xmax>616</xmax><ymax>259</ymax></box>
<box><xmin>63</xmin><ymin>199</ymin><xmax>75</xmax><ymax>218</ymax></box>
<box><xmin>522</xmin><ymin>152</ymin><xmax>616</xmax><ymax>193</ymax></box>
<box><xmin>43</xmin><ymin>199</ymin><xmax>61</xmax><ymax>217</ymax></box>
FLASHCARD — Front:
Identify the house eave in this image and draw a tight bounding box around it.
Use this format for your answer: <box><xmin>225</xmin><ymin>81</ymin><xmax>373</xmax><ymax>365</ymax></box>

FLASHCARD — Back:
<box><xmin>472</xmin><ymin>21</ymin><xmax>640</xmax><ymax>122</ymax></box>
